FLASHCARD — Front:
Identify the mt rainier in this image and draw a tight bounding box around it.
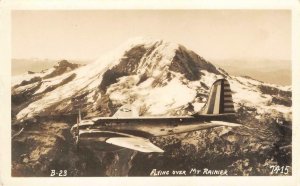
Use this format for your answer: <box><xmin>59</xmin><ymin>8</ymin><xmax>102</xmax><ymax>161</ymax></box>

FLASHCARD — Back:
<box><xmin>12</xmin><ymin>38</ymin><xmax>291</xmax><ymax>122</ymax></box>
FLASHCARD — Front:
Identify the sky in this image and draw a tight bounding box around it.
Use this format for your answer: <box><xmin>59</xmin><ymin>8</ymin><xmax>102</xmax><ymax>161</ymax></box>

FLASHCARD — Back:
<box><xmin>12</xmin><ymin>10</ymin><xmax>291</xmax><ymax>61</ymax></box>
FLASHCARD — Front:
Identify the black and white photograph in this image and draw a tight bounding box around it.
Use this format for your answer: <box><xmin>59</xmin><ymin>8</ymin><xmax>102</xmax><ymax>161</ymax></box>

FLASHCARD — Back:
<box><xmin>9</xmin><ymin>9</ymin><xmax>293</xmax><ymax>177</ymax></box>
<box><xmin>1</xmin><ymin>1</ymin><xmax>299</xmax><ymax>184</ymax></box>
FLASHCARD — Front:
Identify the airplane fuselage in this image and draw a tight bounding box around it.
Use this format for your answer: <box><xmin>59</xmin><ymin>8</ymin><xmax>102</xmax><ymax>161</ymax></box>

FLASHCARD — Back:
<box><xmin>72</xmin><ymin>114</ymin><xmax>235</xmax><ymax>142</ymax></box>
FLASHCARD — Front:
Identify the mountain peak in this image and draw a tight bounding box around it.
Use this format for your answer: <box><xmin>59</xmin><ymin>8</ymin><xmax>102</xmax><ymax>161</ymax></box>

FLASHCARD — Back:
<box><xmin>42</xmin><ymin>60</ymin><xmax>79</xmax><ymax>79</ymax></box>
<box><xmin>11</xmin><ymin>38</ymin><xmax>291</xmax><ymax>122</ymax></box>
<box><xmin>55</xmin><ymin>59</ymin><xmax>76</xmax><ymax>68</ymax></box>
<box><xmin>122</xmin><ymin>36</ymin><xmax>174</xmax><ymax>47</ymax></box>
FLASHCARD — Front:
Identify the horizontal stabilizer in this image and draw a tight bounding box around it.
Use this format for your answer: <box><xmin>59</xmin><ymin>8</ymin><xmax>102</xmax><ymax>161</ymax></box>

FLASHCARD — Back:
<box><xmin>209</xmin><ymin>120</ymin><xmax>242</xmax><ymax>127</ymax></box>
<box><xmin>106</xmin><ymin>137</ymin><xmax>164</xmax><ymax>153</ymax></box>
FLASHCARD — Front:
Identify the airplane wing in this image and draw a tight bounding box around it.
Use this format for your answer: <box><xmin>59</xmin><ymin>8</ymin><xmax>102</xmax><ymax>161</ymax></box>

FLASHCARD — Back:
<box><xmin>106</xmin><ymin>137</ymin><xmax>164</xmax><ymax>153</ymax></box>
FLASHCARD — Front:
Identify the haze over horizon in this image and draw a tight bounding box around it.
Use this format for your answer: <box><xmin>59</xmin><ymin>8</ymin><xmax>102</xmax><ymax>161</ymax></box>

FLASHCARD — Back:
<box><xmin>11</xmin><ymin>57</ymin><xmax>291</xmax><ymax>86</ymax></box>
<box><xmin>11</xmin><ymin>10</ymin><xmax>291</xmax><ymax>85</ymax></box>
<box><xmin>12</xmin><ymin>10</ymin><xmax>290</xmax><ymax>61</ymax></box>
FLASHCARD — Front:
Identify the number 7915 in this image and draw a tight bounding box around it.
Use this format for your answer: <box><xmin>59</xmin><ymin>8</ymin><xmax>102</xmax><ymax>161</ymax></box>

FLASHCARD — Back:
<box><xmin>270</xmin><ymin>166</ymin><xmax>290</xmax><ymax>175</ymax></box>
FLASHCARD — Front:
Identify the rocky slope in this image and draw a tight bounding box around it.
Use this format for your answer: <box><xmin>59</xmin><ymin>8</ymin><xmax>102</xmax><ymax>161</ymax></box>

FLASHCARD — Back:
<box><xmin>11</xmin><ymin>38</ymin><xmax>292</xmax><ymax>176</ymax></box>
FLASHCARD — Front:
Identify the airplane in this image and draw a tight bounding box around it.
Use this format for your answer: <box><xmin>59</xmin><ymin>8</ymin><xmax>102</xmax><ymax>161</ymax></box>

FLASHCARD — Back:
<box><xmin>70</xmin><ymin>79</ymin><xmax>242</xmax><ymax>153</ymax></box>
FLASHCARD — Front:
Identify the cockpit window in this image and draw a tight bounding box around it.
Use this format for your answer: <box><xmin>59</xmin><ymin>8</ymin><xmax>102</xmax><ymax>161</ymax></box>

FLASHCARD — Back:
<box><xmin>120</xmin><ymin>108</ymin><xmax>131</xmax><ymax>112</ymax></box>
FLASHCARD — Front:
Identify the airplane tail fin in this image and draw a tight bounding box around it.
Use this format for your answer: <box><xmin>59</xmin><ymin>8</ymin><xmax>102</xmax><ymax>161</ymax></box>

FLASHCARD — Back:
<box><xmin>200</xmin><ymin>79</ymin><xmax>235</xmax><ymax>115</ymax></box>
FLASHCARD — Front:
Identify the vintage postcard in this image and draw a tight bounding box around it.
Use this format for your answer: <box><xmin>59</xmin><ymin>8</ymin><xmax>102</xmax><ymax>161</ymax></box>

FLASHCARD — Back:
<box><xmin>1</xmin><ymin>0</ymin><xmax>300</xmax><ymax>185</ymax></box>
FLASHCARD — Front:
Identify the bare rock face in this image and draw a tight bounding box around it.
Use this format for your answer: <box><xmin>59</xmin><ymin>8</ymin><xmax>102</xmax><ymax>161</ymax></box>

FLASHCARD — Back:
<box><xmin>11</xmin><ymin>38</ymin><xmax>292</xmax><ymax>176</ymax></box>
<box><xmin>43</xmin><ymin>60</ymin><xmax>80</xmax><ymax>79</ymax></box>
<box><xmin>12</xmin><ymin>122</ymin><xmax>70</xmax><ymax>176</ymax></box>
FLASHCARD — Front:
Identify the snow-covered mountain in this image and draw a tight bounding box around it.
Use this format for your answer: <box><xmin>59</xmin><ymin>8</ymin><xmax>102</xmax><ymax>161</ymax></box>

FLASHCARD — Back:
<box><xmin>11</xmin><ymin>38</ymin><xmax>292</xmax><ymax>176</ymax></box>
<box><xmin>12</xmin><ymin>38</ymin><xmax>291</xmax><ymax>123</ymax></box>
